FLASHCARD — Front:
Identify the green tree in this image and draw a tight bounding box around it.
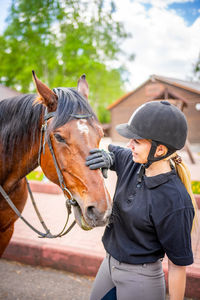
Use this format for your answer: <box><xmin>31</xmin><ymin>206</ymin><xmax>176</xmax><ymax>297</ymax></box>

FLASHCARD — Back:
<box><xmin>193</xmin><ymin>53</ymin><xmax>200</xmax><ymax>81</ymax></box>
<box><xmin>0</xmin><ymin>0</ymin><xmax>133</xmax><ymax>122</ymax></box>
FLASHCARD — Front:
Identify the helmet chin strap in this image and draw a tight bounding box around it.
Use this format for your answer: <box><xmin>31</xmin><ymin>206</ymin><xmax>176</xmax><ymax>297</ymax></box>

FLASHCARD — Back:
<box><xmin>144</xmin><ymin>141</ymin><xmax>175</xmax><ymax>169</ymax></box>
<box><xmin>137</xmin><ymin>141</ymin><xmax>175</xmax><ymax>187</ymax></box>
<box><xmin>143</xmin><ymin>141</ymin><xmax>158</xmax><ymax>169</ymax></box>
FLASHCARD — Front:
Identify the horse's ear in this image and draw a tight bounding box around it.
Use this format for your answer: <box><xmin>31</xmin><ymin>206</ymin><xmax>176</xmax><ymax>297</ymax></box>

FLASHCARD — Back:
<box><xmin>32</xmin><ymin>70</ymin><xmax>58</xmax><ymax>111</ymax></box>
<box><xmin>77</xmin><ymin>74</ymin><xmax>89</xmax><ymax>100</ymax></box>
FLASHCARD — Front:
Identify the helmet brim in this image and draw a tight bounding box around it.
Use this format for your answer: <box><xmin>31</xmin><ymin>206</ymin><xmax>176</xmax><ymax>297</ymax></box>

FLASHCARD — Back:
<box><xmin>116</xmin><ymin>123</ymin><xmax>144</xmax><ymax>139</ymax></box>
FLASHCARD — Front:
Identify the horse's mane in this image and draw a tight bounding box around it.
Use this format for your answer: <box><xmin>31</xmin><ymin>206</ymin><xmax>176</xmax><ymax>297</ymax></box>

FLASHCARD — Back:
<box><xmin>0</xmin><ymin>94</ymin><xmax>43</xmax><ymax>159</ymax></box>
<box><xmin>0</xmin><ymin>88</ymin><xmax>97</xmax><ymax>160</ymax></box>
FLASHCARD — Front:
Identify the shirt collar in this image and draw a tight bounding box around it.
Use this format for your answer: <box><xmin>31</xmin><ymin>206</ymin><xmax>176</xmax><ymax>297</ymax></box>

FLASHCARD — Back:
<box><xmin>143</xmin><ymin>168</ymin><xmax>176</xmax><ymax>189</ymax></box>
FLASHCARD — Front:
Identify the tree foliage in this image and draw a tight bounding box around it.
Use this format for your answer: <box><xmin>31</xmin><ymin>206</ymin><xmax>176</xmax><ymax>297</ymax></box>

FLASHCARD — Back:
<box><xmin>0</xmin><ymin>0</ymin><xmax>133</xmax><ymax>122</ymax></box>
<box><xmin>193</xmin><ymin>53</ymin><xmax>200</xmax><ymax>81</ymax></box>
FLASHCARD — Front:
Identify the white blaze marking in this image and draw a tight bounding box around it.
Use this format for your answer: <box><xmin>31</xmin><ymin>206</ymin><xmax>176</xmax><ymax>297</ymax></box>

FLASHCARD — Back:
<box><xmin>77</xmin><ymin>120</ymin><xmax>89</xmax><ymax>134</ymax></box>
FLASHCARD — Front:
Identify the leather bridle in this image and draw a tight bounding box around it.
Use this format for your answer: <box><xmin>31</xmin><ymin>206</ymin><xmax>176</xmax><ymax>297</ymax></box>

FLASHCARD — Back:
<box><xmin>0</xmin><ymin>108</ymin><xmax>92</xmax><ymax>238</ymax></box>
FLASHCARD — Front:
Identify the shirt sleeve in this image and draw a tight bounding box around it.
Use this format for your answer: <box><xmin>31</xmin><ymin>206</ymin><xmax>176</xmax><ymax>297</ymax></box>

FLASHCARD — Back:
<box><xmin>154</xmin><ymin>208</ymin><xmax>194</xmax><ymax>266</ymax></box>
<box><xmin>108</xmin><ymin>144</ymin><xmax>133</xmax><ymax>175</ymax></box>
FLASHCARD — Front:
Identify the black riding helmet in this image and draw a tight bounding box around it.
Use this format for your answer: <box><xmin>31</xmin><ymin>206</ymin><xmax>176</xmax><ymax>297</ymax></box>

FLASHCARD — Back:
<box><xmin>116</xmin><ymin>100</ymin><xmax>188</xmax><ymax>168</ymax></box>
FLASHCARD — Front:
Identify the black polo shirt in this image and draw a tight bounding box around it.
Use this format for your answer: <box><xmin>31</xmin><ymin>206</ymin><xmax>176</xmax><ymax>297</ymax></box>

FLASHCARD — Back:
<box><xmin>102</xmin><ymin>145</ymin><xmax>194</xmax><ymax>266</ymax></box>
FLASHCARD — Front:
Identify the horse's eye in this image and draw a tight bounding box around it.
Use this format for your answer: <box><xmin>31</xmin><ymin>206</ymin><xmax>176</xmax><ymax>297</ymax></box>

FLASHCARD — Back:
<box><xmin>54</xmin><ymin>133</ymin><xmax>66</xmax><ymax>144</ymax></box>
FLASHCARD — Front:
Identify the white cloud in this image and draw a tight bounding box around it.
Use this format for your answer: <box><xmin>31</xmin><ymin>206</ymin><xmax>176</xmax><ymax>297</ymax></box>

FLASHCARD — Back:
<box><xmin>131</xmin><ymin>0</ymin><xmax>194</xmax><ymax>8</ymax></box>
<box><xmin>113</xmin><ymin>0</ymin><xmax>200</xmax><ymax>89</ymax></box>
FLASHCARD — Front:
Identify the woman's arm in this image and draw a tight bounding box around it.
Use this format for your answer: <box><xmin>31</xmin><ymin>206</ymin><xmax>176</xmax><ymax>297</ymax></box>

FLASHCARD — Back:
<box><xmin>168</xmin><ymin>259</ymin><xmax>186</xmax><ymax>300</ymax></box>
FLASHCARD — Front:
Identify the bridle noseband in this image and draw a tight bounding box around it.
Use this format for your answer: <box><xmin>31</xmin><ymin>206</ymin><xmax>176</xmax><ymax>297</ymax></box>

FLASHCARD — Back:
<box><xmin>0</xmin><ymin>108</ymin><xmax>92</xmax><ymax>238</ymax></box>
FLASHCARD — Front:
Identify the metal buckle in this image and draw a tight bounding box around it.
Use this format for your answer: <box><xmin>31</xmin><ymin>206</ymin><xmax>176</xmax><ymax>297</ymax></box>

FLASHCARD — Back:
<box><xmin>63</xmin><ymin>187</ymin><xmax>78</xmax><ymax>206</ymax></box>
<box><xmin>69</xmin><ymin>198</ymin><xmax>78</xmax><ymax>206</ymax></box>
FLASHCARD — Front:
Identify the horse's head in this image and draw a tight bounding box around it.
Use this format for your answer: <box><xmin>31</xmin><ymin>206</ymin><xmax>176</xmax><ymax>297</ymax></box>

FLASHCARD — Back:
<box><xmin>32</xmin><ymin>72</ymin><xmax>112</xmax><ymax>230</ymax></box>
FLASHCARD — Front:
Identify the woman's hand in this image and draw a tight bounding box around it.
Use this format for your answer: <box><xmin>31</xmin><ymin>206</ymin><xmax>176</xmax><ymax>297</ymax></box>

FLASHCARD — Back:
<box><xmin>85</xmin><ymin>149</ymin><xmax>114</xmax><ymax>178</ymax></box>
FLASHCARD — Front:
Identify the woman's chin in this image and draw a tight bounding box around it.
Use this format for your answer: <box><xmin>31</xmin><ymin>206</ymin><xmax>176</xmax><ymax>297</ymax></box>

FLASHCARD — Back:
<box><xmin>132</xmin><ymin>157</ymin><xmax>147</xmax><ymax>164</ymax></box>
<box><xmin>132</xmin><ymin>155</ymin><xmax>139</xmax><ymax>163</ymax></box>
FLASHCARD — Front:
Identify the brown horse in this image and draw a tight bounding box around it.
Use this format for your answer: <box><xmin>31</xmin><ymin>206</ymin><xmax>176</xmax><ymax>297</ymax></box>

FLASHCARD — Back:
<box><xmin>0</xmin><ymin>72</ymin><xmax>111</xmax><ymax>256</ymax></box>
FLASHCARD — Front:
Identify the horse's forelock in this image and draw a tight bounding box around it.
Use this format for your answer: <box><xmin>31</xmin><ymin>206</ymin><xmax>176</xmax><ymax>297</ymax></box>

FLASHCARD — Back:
<box><xmin>49</xmin><ymin>87</ymin><xmax>98</xmax><ymax>132</ymax></box>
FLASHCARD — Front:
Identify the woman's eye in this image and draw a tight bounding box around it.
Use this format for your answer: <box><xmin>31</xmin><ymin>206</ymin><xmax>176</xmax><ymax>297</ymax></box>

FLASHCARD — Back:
<box><xmin>54</xmin><ymin>133</ymin><xmax>66</xmax><ymax>144</ymax></box>
<box><xmin>134</xmin><ymin>139</ymin><xmax>139</xmax><ymax>144</ymax></box>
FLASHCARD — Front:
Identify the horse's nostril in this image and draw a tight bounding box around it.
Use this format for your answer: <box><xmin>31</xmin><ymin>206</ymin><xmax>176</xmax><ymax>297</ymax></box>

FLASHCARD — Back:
<box><xmin>86</xmin><ymin>206</ymin><xmax>97</xmax><ymax>220</ymax></box>
<box><xmin>85</xmin><ymin>205</ymin><xmax>110</xmax><ymax>226</ymax></box>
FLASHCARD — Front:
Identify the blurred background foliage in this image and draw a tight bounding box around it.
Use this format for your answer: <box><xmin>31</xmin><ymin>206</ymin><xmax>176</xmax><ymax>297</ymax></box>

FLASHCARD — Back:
<box><xmin>0</xmin><ymin>0</ymin><xmax>134</xmax><ymax>123</ymax></box>
<box><xmin>193</xmin><ymin>53</ymin><xmax>200</xmax><ymax>81</ymax></box>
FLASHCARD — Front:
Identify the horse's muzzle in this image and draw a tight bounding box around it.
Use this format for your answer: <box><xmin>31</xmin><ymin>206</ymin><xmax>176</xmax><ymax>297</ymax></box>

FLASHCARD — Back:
<box><xmin>85</xmin><ymin>205</ymin><xmax>111</xmax><ymax>227</ymax></box>
<box><xmin>73</xmin><ymin>201</ymin><xmax>111</xmax><ymax>230</ymax></box>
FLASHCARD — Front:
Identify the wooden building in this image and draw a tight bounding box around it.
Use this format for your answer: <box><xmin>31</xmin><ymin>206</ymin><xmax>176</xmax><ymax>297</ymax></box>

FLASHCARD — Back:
<box><xmin>107</xmin><ymin>75</ymin><xmax>200</xmax><ymax>144</ymax></box>
<box><xmin>0</xmin><ymin>84</ymin><xmax>21</xmax><ymax>101</ymax></box>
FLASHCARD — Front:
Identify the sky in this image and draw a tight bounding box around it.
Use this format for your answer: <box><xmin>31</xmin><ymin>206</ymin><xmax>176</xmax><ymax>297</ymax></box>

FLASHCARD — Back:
<box><xmin>0</xmin><ymin>0</ymin><xmax>200</xmax><ymax>90</ymax></box>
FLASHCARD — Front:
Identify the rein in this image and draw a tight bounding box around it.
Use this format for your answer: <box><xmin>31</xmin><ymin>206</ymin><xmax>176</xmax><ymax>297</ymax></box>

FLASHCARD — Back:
<box><xmin>0</xmin><ymin>108</ymin><xmax>92</xmax><ymax>238</ymax></box>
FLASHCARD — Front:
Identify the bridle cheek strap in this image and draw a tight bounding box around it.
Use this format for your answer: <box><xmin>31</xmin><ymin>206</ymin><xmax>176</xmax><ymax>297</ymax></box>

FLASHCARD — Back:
<box><xmin>46</xmin><ymin>135</ymin><xmax>77</xmax><ymax>206</ymax></box>
<box><xmin>38</xmin><ymin>109</ymin><xmax>55</xmax><ymax>166</ymax></box>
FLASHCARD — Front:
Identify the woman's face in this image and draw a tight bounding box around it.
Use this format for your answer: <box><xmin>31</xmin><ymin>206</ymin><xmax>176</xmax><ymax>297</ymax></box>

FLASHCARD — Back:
<box><xmin>127</xmin><ymin>139</ymin><xmax>152</xmax><ymax>164</ymax></box>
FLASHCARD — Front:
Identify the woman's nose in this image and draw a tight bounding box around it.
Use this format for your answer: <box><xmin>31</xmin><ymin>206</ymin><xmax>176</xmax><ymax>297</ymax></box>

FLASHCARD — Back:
<box><xmin>127</xmin><ymin>140</ymin><xmax>134</xmax><ymax>149</ymax></box>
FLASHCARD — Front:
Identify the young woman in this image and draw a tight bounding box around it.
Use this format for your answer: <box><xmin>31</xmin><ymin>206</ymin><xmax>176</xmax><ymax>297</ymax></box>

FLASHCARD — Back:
<box><xmin>86</xmin><ymin>100</ymin><xmax>196</xmax><ymax>300</ymax></box>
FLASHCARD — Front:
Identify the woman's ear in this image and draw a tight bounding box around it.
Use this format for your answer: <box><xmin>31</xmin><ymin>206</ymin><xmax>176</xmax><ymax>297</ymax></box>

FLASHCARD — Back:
<box><xmin>155</xmin><ymin>144</ymin><xmax>168</xmax><ymax>157</ymax></box>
